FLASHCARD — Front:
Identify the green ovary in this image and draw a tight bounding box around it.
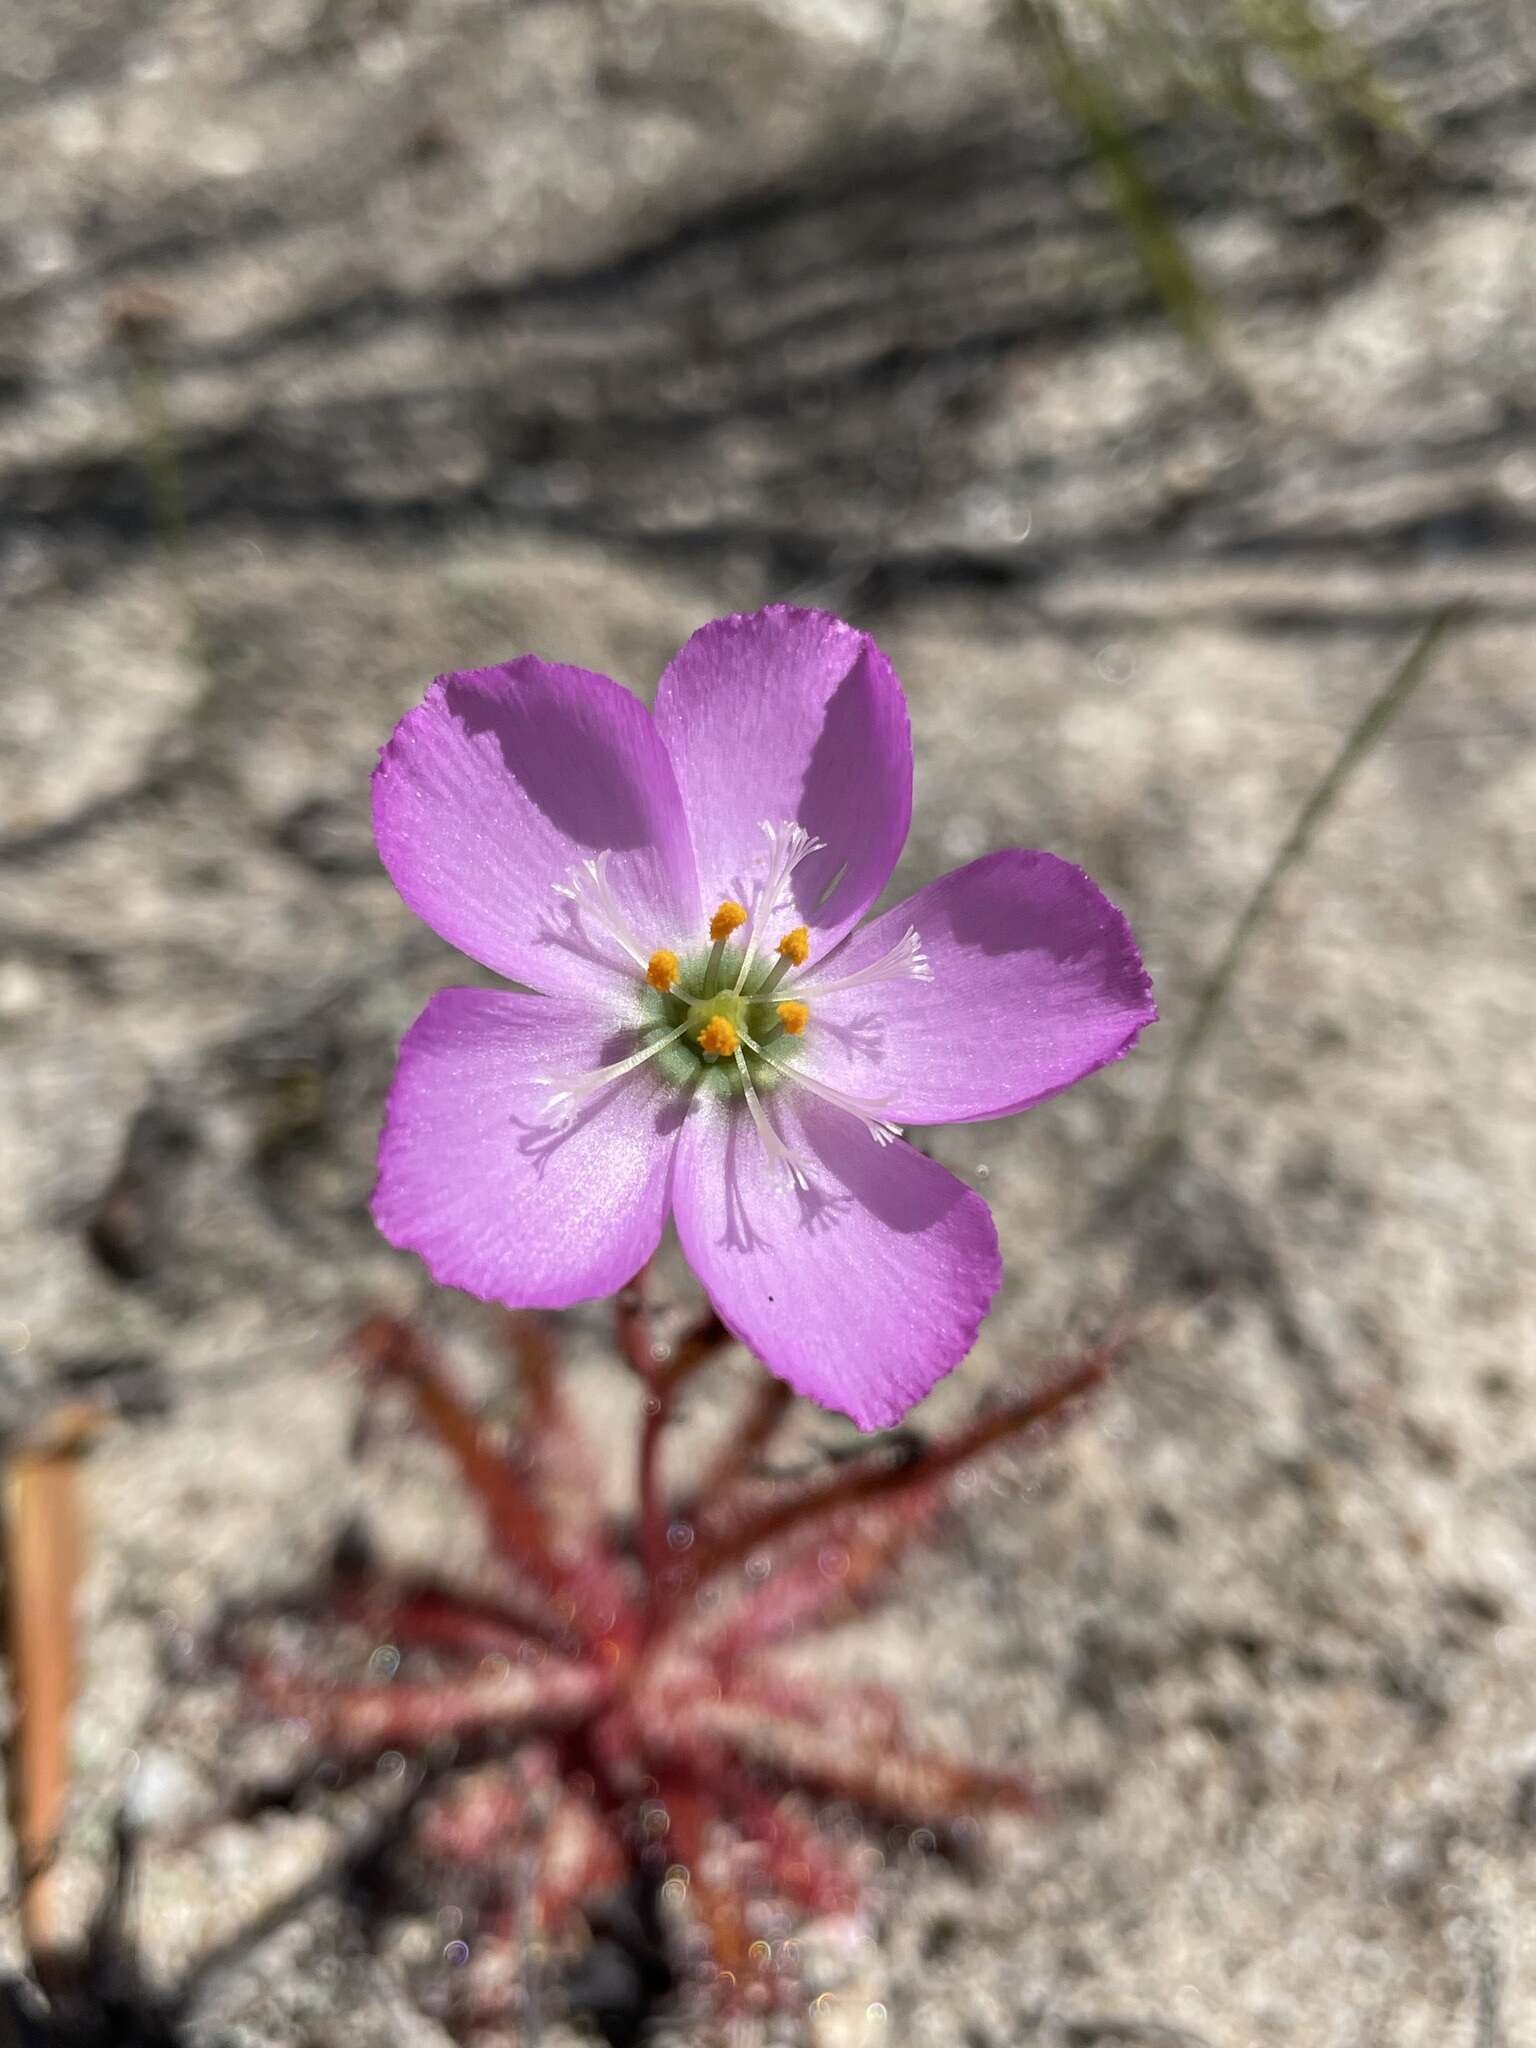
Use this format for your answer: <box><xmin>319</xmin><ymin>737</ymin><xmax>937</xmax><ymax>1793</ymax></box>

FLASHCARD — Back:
<box><xmin>685</xmin><ymin>987</ymin><xmax>746</xmax><ymax>1044</ymax></box>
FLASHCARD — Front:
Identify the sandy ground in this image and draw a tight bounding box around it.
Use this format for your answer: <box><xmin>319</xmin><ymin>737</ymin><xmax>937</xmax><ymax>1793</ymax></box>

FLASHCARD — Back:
<box><xmin>1</xmin><ymin>0</ymin><xmax>1534</xmax><ymax>2041</ymax></box>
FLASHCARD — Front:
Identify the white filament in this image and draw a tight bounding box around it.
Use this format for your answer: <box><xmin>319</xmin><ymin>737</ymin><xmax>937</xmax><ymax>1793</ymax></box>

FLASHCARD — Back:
<box><xmin>538</xmin><ymin>1020</ymin><xmax>688</xmax><ymax>1126</ymax></box>
<box><xmin>734</xmin><ymin>1050</ymin><xmax>810</xmax><ymax>1189</ymax></box>
<box><xmin>553</xmin><ymin>852</ymin><xmax>651</xmax><ymax>974</ymax></box>
<box><xmin>732</xmin><ymin>820</ymin><xmax>826</xmax><ymax>995</ymax></box>
<box><xmin>791</xmin><ymin>926</ymin><xmax>931</xmax><ymax>1000</ymax></box>
<box><xmin>740</xmin><ymin>1031</ymin><xmax>902</xmax><ymax>1148</ymax></box>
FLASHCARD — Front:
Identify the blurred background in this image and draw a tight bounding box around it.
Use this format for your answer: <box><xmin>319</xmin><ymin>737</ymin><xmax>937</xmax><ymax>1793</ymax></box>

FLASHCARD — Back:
<box><xmin>1</xmin><ymin>0</ymin><xmax>1533</xmax><ymax>2042</ymax></box>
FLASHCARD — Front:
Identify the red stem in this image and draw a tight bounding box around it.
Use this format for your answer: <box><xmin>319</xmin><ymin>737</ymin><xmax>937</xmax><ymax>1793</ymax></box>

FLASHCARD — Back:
<box><xmin>691</xmin><ymin>1693</ymin><xmax>1038</xmax><ymax>1820</ymax></box>
<box><xmin>657</xmin><ymin>1307</ymin><xmax>732</xmax><ymax>1394</ymax></box>
<box><xmin>247</xmin><ymin>1660</ymin><xmax>609</xmax><ymax>1754</ymax></box>
<box><xmin>613</xmin><ymin>1273</ymin><xmax>654</xmax><ymax>1383</ymax></box>
<box><xmin>613</xmin><ymin>1272</ymin><xmax>674</xmax><ymax>1619</ymax></box>
<box><xmin>350</xmin><ymin>1314</ymin><xmax>619</xmax><ymax>1637</ymax></box>
<box><xmin>637</xmin><ymin>1387</ymin><xmax>672</xmax><ymax>1609</ymax></box>
<box><xmin>333</xmin><ymin>1573</ymin><xmax>573</xmax><ymax>1657</ymax></box>
<box><xmin>682</xmin><ymin>1375</ymin><xmax>792</xmax><ymax>1525</ymax></box>
<box><xmin>615</xmin><ymin>1271</ymin><xmax>743</xmax><ymax>1616</ymax></box>
<box><xmin>678</xmin><ymin>1344</ymin><xmax>1114</xmax><ymax>1597</ymax></box>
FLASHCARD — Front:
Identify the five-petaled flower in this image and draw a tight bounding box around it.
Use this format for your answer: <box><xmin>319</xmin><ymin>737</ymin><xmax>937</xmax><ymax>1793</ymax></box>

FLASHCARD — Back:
<box><xmin>371</xmin><ymin>607</ymin><xmax>1155</xmax><ymax>1429</ymax></box>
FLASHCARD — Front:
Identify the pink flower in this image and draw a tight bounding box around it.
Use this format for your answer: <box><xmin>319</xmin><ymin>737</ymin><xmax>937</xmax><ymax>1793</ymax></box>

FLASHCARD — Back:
<box><xmin>371</xmin><ymin>607</ymin><xmax>1154</xmax><ymax>1429</ymax></box>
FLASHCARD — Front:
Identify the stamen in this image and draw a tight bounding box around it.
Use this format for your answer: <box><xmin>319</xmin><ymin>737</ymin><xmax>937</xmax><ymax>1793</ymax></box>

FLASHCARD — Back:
<box><xmin>740</xmin><ymin>1030</ymin><xmax>902</xmax><ymax>1147</ymax></box>
<box><xmin>553</xmin><ymin>853</ymin><xmax>652</xmax><ymax>974</ymax></box>
<box><xmin>702</xmin><ymin>900</ymin><xmax>748</xmax><ymax>993</ymax></box>
<box><xmin>775</xmin><ymin>1000</ymin><xmax>810</xmax><ymax>1036</ymax></box>
<box><xmin>733</xmin><ymin>1050</ymin><xmax>809</xmax><ymax>1190</ymax></box>
<box><xmin>697</xmin><ymin>1014</ymin><xmax>740</xmax><ymax>1059</ymax></box>
<box><xmin>733</xmin><ymin>822</ymin><xmax>826</xmax><ymax>995</ymax></box>
<box><xmin>791</xmin><ymin>926</ymin><xmax>932</xmax><ymax>1001</ymax></box>
<box><xmin>539</xmin><ymin>1020</ymin><xmax>689</xmax><ymax>1126</ymax></box>
<box><xmin>646</xmin><ymin>949</ymin><xmax>680</xmax><ymax>993</ymax></box>
<box><xmin>753</xmin><ymin>925</ymin><xmax>811</xmax><ymax>1000</ymax></box>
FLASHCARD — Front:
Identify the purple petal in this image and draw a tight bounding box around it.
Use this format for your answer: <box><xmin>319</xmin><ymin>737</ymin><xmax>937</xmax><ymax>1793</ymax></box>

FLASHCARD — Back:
<box><xmin>373</xmin><ymin>988</ymin><xmax>681</xmax><ymax>1308</ymax></box>
<box><xmin>652</xmin><ymin>607</ymin><xmax>912</xmax><ymax>955</ymax></box>
<box><xmin>801</xmin><ymin>851</ymin><xmax>1156</xmax><ymax>1125</ymax></box>
<box><xmin>373</xmin><ymin>661</ymin><xmax>701</xmax><ymax>999</ymax></box>
<box><xmin>672</xmin><ymin>1088</ymin><xmax>1001</xmax><ymax>1430</ymax></box>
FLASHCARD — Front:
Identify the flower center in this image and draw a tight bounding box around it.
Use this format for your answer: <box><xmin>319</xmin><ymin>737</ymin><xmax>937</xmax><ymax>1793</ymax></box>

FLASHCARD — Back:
<box><xmin>539</xmin><ymin>821</ymin><xmax>932</xmax><ymax>1184</ymax></box>
<box><xmin>675</xmin><ymin>947</ymin><xmax>808</xmax><ymax>1061</ymax></box>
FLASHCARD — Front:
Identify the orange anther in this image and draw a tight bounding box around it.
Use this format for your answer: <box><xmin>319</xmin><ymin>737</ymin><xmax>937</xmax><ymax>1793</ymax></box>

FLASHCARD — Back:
<box><xmin>697</xmin><ymin>1014</ymin><xmax>740</xmax><ymax>1058</ymax></box>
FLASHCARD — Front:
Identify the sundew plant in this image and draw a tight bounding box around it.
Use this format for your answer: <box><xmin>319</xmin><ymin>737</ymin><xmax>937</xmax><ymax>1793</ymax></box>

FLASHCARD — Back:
<box><xmin>247</xmin><ymin>608</ymin><xmax>1154</xmax><ymax>2040</ymax></box>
